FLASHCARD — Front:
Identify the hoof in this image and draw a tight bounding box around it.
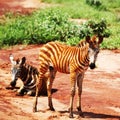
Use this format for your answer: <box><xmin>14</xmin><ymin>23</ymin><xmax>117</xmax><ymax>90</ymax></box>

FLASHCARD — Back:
<box><xmin>33</xmin><ymin>108</ymin><xmax>37</xmax><ymax>112</ymax></box>
<box><xmin>16</xmin><ymin>92</ymin><xmax>24</xmax><ymax>96</ymax></box>
<box><xmin>27</xmin><ymin>91</ymin><xmax>35</xmax><ymax>96</ymax></box>
<box><xmin>50</xmin><ymin>107</ymin><xmax>55</xmax><ymax>111</ymax></box>
<box><xmin>47</xmin><ymin>107</ymin><xmax>55</xmax><ymax>111</ymax></box>
<box><xmin>77</xmin><ymin>107</ymin><xmax>84</xmax><ymax>118</ymax></box>
<box><xmin>10</xmin><ymin>81</ymin><xmax>16</xmax><ymax>87</ymax></box>
<box><xmin>79</xmin><ymin>112</ymin><xmax>84</xmax><ymax>118</ymax></box>
<box><xmin>69</xmin><ymin>113</ymin><xmax>73</xmax><ymax>118</ymax></box>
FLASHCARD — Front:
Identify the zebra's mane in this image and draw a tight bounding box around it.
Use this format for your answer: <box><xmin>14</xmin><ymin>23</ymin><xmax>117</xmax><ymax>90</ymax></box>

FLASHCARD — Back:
<box><xmin>77</xmin><ymin>40</ymin><xmax>88</xmax><ymax>47</ymax></box>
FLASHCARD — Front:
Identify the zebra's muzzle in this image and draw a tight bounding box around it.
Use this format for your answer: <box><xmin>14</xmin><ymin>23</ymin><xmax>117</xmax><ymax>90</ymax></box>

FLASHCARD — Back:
<box><xmin>89</xmin><ymin>63</ymin><xmax>96</xmax><ymax>69</ymax></box>
<box><xmin>10</xmin><ymin>81</ymin><xmax>17</xmax><ymax>87</ymax></box>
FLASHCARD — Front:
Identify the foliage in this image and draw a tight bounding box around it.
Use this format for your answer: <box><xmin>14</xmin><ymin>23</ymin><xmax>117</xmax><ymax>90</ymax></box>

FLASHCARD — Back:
<box><xmin>0</xmin><ymin>0</ymin><xmax>120</xmax><ymax>49</ymax></box>
<box><xmin>0</xmin><ymin>9</ymin><xmax>76</xmax><ymax>46</ymax></box>
<box><xmin>78</xmin><ymin>19</ymin><xmax>110</xmax><ymax>38</ymax></box>
<box><xmin>86</xmin><ymin>19</ymin><xmax>111</xmax><ymax>37</ymax></box>
<box><xmin>86</xmin><ymin>0</ymin><xmax>102</xmax><ymax>7</ymax></box>
<box><xmin>42</xmin><ymin>0</ymin><xmax>120</xmax><ymax>49</ymax></box>
<box><xmin>0</xmin><ymin>8</ymin><xmax>110</xmax><ymax>48</ymax></box>
<box><xmin>85</xmin><ymin>0</ymin><xmax>107</xmax><ymax>11</ymax></box>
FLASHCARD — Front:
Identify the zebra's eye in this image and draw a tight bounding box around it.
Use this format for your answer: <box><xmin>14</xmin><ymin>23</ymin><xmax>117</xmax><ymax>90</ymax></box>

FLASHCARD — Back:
<box><xmin>17</xmin><ymin>67</ymin><xmax>21</xmax><ymax>72</ymax></box>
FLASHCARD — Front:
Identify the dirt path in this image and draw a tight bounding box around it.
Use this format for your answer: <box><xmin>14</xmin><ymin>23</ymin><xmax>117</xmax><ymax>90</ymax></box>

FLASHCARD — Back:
<box><xmin>0</xmin><ymin>45</ymin><xmax>120</xmax><ymax>120</ymax></box>
<box><xmin>0</xmin><ymin>0</ymin><xmax>51</xmax><ymax>15</ymax></box>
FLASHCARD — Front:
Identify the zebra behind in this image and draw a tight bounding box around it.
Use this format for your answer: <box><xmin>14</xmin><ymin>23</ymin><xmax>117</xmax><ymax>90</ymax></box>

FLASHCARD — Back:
<box><xmin>33</xmin><ymin>35</ymin><xmax>104</xmax><ymax>118</ymax></box>
<box><xmin>8</xmin><ymin>54</ymin><xmax>48</xmax><ymax>96</ymax></box>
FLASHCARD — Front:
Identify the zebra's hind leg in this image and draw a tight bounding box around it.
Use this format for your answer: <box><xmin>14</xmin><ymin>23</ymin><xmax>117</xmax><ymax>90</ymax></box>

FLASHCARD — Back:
<box><xmin>33</xmin><ymin>75</ymin><xmax>43</xmax><ymax>112</ymax></box>
<box><xmin>46</xmin><ymin>66</ymin><xmax>56</xmax><ymax>111</ymax></box>
<box><xmin>47</xmin><ymin>79</ymin><xmax>55</xmax><ymax>111</ymax></box>
<box><xmin>27</xmin><ymin>90</ymin><xmax>36</xmax><ymax>96</ymax></box>
<box><xmin>33</xmin><ymin>93</ymin><xmax>38</xmax><ymax>112</ymax></box>
<box><xmin>76</xmin><ymin>73</ymin><xmax>84</xmax><ymax>117</ymax></box>
<box><xmin>16</xmin><ymin>86</ymin><xmax>26</xmax><ymax>96</ymax></box>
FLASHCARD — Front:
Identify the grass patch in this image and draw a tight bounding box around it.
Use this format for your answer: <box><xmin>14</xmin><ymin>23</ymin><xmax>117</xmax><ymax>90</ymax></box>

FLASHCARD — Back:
<box><xmin>0</xmin><ymin>0</ymin><xmax>120</xmax><ymax>49</ymax></box>
<box><xmin>42</xmin><ymin>0</ymin><xmax>120</xmax><ymax>49</ymax></box>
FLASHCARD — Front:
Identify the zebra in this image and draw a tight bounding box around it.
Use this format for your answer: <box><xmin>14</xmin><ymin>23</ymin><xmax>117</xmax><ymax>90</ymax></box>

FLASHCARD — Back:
<box><xmin>7</xmin><ymin>54</ymin><xmax>50</xmax><ymax>96</ymax></box>
<box><xmin>33</xmin><ymin>35</ymin><xmax>103</xmax><ymax>118</ymax></box>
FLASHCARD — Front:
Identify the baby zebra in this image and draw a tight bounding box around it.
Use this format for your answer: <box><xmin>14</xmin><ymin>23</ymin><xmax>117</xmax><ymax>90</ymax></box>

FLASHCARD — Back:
<box><xmin>33</xmin><ymin>35</ymin><xmax>104</xmax><ymax>118</ymax></box>
<box><xmin>7</xmin><ymin>54</ymin><xmax>48</xmax><ymax>96</ymax></box>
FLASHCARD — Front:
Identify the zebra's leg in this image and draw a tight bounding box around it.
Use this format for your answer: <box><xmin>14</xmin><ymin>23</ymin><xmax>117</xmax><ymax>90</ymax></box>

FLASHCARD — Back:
<box><xmin>46</xmin><ymin>66</ymin><xmax>56</xmax><ymax>111</ymax></box>
<box><xmin>33</xmin><ymin>76</ymin><xmax>42</xmax><ymax>112</ymax></box>
<box><xmin>47</xmin><ymin>78</ymin><xmax>54</xmax><ymax>111</ymax></box>
<box><xmin>69</xmin><ymin>72</ymin><xmax>76</xmax><ymax>118</ymax></box>
<box><xmin>33</xmin><ymin>92</ymin><xmax>38</xmax><ymax>112</ymax></box>
<box><xmin>27</xmin><ymin>89</ymin><xmax>36</xmax><ymax>96</ymax></box>
<box><xmin>76</xmin><ymin>73</ymin><xmax>84</xmax><ymax>117</ymax></box>
<box><xmin>27</xmin><ymin>74</ymin><xmax>37</xmax><ymax>96</ymax></box>
<box><xmin>17</xmin><ymin>85</ymin><xmax>26</xmax><ymax>96</ymax></box>
<box><xmin>33</xmin><ymin>63</ymin><xmax>49</xmax><ymax>112</ymax></box>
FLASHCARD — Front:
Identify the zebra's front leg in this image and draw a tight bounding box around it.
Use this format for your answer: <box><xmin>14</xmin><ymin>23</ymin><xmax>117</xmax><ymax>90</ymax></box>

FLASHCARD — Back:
<box><xmin>77</xmin><ymin>73</ymin><xmax>84</xmax><ymax>117</ymax></box>
<box><xmin>69</xmin><ymin>72</ymin><xmax>76</xmax><ymax>118</ymax></box>
<box><xmin>17</xmin><ymin>85</ymin><xmax>26</xmax><ymax>96</ymax></box>
<box><xmin>69</xmin><ymin>86</ymin><xmax>76</xmax><ymax>118</ymax></box>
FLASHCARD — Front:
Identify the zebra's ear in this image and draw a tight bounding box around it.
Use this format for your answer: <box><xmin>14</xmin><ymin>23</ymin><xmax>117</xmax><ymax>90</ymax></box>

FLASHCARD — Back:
<box><xmin>85</xmin><ymin>36</ymin><xmax>91</xmax><ymax>43</ymax></box>
<box><xmin>9</xmin><ymin>54</ymin><xmax>15</xmax><ymax>64</ymax></box>
<box><xmin>98</xmin><ymin>35</ymin><xmax>103</xmax><ymax>44</ymax></box>
<box><xmin>20</xmin><ymin>57</ymin><xmax>26</xmax><ymax>65</ymax></box>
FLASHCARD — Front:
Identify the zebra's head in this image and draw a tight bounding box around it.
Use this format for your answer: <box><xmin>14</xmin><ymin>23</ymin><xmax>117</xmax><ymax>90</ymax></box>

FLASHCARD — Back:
<box><xmin>9</xmin><ymin>54</ymin><xmax>26</xmax><ymax>87</ymax></box>
<box><xmin>86</xmin><ymin>35</ymin><xmax>103</xmax><ymax>69</ymax></box>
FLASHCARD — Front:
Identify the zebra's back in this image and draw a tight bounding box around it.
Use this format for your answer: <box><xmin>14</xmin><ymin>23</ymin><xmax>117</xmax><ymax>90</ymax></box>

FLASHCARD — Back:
<box><xmin>39</xmin><ymin>41</ymin><xmax>89</xmax><ymax>73</ymax></box>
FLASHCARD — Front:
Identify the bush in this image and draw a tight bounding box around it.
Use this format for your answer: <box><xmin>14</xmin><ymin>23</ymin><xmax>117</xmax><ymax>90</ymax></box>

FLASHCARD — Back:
<box><xmin>0</xmin><ymin>8</ymin><xmax>110</xmax><ymax>47</ymax></box>
<box><xmin>85</xmin><ymin>0</ymin><xmax>107</xmax><ymax>11</ymax></box>
<box><xmin>0</xmin><ymin>8</ymin><xmax>79</xmax><ymax>46</ymax></box>
<box><xmin>86</xmin><ymin>19</ymin><xmax>111</xmax><ymax>37</ymax></box>
<box><xmin>86</xmin><ymin>0</ymin><xmax>102</xmax><ymax>7</ymax></box>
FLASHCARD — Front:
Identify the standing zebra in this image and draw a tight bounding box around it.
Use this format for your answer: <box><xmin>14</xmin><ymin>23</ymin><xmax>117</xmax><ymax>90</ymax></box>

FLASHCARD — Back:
<box><xmin>7</xmin><ymin>54</ymin><xmax>49</xmax><ymax>96</ymax></box>
<box><xmin>33</xmin><ymin>35</ymin><xmax>103</xmax><ymax>118</ymax></box>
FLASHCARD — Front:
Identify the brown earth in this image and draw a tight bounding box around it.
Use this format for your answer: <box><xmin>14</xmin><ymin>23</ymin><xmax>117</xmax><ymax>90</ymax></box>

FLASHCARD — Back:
<box><xmin>0</xmin><ymin>0</ymin><xmax>120</xmax><ymax>120</ymax></box>
<box><xmin>0</xmin><ymin>0</ymin><xmax>52</xmax><ymax>15</ymax></box>
<box><xmin>0</xmin><ymin>45</ymin><xmax>120</xmax><ymax>120</ymax></box>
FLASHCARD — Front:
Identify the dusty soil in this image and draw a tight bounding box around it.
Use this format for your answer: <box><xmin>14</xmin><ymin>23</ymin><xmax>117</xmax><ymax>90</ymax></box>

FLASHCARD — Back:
<box><xmin>0</xmin><ymin>45</ymin><xmax>120</xmax><ymax>120</ymax></box>
<box><xmin>0</xmin><ymin>0</ymin><xmax>51</xmax><ymax>15</ymax></box>
<box><xmin>0</xmin><ymin>0</ymin><xmax>120</xmax><ymax>120</ymax></box>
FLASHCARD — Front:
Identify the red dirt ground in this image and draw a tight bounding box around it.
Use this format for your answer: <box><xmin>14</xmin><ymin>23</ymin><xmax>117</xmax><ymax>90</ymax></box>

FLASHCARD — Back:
<box><xmin>0</xmin><ymin>0</ymin><xmax>120</xmax><ymax>120</ymax></box>
<box><xmin>0</xmin><ymin>0</ymin><xmax>51</xmax><ymax>15</ymax></box>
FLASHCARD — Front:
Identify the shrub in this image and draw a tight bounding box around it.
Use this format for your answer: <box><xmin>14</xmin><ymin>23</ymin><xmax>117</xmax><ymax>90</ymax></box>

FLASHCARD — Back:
<box><xmin>0</xmin><ymin>9</ymin><xmax>77</xmax><ymax>45</ymax></box>
<box><xmin>0</xmin><ymin>8</ymin><xmax>110</xmax><ymax>48</ymax></box>
<box><xmin>86</xmin><ymin>0</ymin><xmax>102</xmax><ymax>7</ymax></box>
<box><xmin>86</xmin><ymin>19</ymin><xmax>111</xmax><ymax>37</ymax></box>
<box><xmin>85</xmin><ymin>0</ymin><xmax>107</xmax><ymax>11</ymax></box>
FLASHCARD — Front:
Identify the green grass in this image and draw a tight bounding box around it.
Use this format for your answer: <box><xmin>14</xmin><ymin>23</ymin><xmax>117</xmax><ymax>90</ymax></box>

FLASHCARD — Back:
<box><xmin>0</xmin><ymin>9</ymin><xmax>80</xmax><ymax>47</ymax></box>
<box><xmin>0</xmin><ymin>0</ymin><xmax>120</xmax><ymax>49</ymax></box>
<box><xmin>42</xmin><ymin>0</ymin><xmax>120</xmax><ymax>49</ymax></box>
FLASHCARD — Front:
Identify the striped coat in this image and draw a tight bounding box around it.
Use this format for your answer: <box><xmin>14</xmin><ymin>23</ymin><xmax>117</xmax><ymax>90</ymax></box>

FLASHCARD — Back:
<box><xmin>39</xmin><ymin>41</ymin><xmax>89</xmax><ymax>73</ymax></box>
<box><xmin>8</xmin><ymin>54</ymin><xmax>47</xmax><ymax>96</ymax></box>
<box><xmin>33</xmin><ymin>35</ymin><xmax>103</xmax><ymax>118</ymax></box>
